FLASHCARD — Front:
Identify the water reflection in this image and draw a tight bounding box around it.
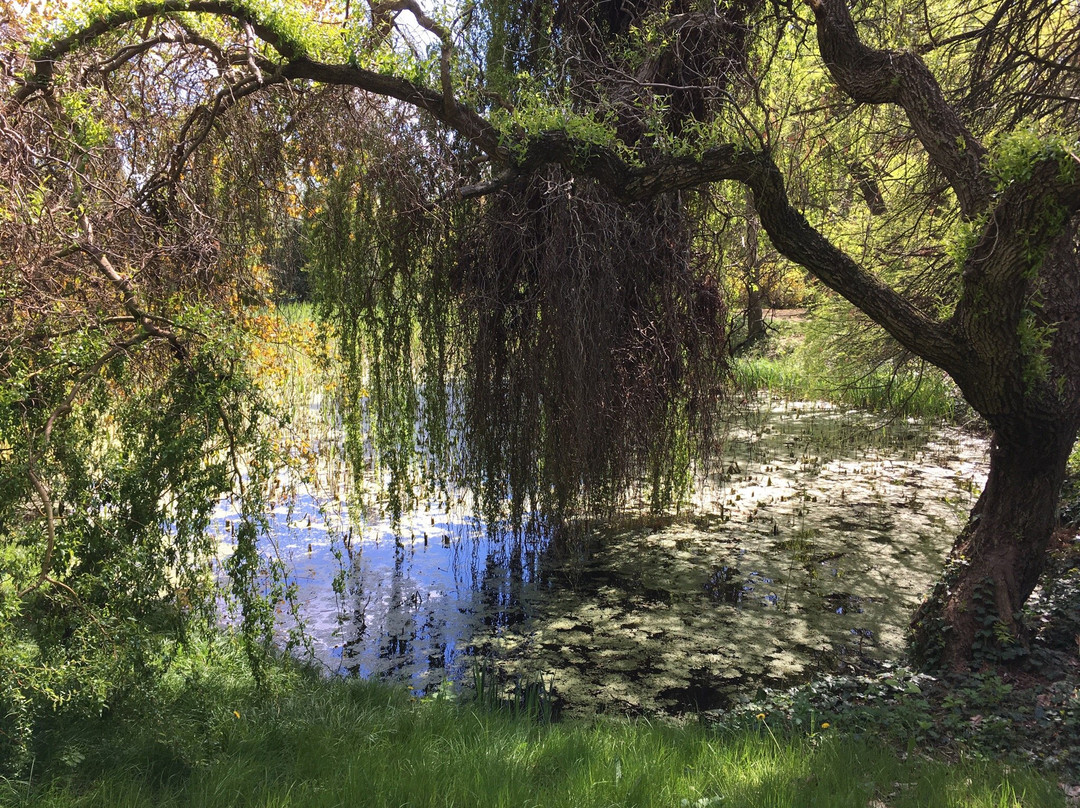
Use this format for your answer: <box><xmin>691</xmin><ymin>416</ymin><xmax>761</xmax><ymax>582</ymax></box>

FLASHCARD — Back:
<box><xmin>337</xmin><ymin>527</ymin><xmax>550</xmax><ymax>687</ymax></box>
<box><xmin>213</xmin><ymin>397</ymin><xmax>988</xmax><ymax>716</ymax></box>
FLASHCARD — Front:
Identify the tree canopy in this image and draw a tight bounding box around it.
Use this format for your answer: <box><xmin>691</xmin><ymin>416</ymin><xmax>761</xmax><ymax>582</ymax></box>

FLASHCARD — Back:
<box><xmin>2</xmin><ymin>0</ymin><xmax>1080</xmax><ymax>767</ymax></box>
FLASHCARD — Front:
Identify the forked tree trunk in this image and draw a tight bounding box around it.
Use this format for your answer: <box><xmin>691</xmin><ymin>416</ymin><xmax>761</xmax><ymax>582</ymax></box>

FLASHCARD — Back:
<box><xmin>912</xmin><ymin>419</ymin><xmax>1078</xmax><ymax>670</ymax></box>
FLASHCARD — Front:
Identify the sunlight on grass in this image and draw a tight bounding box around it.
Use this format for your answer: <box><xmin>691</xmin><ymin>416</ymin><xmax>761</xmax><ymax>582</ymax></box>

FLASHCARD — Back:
<box><xmin>733</xmin><ymin>353</ymin><xmax>964</xmax><ymax>422</ymax></box>
<box><xmin>7</xmin><ymin>647</ymin><xmax>1065</xmax><ymax>808</ymax></box>
<box><xmin>4</xmin><ymin>307</ymin><xmax>1062</xmax><ymax>808</ymax></box>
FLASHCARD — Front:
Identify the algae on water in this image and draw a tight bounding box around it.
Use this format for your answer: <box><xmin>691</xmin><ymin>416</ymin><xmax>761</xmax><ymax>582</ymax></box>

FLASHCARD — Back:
<box><xmin>213</xmin><ymin>395</ymin><xmax>987</xmax><ymax>715</ymax></box>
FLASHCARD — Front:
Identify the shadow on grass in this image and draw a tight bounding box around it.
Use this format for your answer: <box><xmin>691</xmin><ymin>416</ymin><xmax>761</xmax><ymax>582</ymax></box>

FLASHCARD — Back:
<box><xmin>3</xmin><ymin>645</ymin><xmax>1068</xmax><ymax>808</ymax></box>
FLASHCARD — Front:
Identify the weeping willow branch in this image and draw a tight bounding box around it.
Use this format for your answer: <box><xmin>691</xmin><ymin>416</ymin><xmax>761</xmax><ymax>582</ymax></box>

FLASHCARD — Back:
<box><xmin>370</xmin><ymin>0</ymin><xmax>456</xmax><ymax>121</ymax></box>
<box><xmin>307</xmin><ymin>117</ymin><xmax>730</xmax><ymax>525</ymax></box>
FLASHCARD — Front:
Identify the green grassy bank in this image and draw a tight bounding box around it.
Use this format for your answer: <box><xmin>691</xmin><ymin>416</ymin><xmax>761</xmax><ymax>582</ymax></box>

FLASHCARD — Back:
<box><xmin>1</xmin><ymin>645</ymin><xmax>1068</xmax><ymax>808</ymax></box>
<box><xmin>731</xmin><ymin>311</ymin><xmax>970</xmax><ymax>423</ymax></box>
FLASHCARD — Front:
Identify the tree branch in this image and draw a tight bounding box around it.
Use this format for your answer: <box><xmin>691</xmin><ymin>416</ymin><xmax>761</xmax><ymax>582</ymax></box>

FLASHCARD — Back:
<box><xmin>281</xmin><ymin>56</ymin><xmax>505</xmax><ymax>158</ymax></box>
<box><xmin>19</xmin><ymin>453</ymin><xmax>57</xmax><ymax>598</ymax></box>
<box><xmin>28</xmin><ymin>0</ymin><xmax>1080</xmax><ymax>395</ymax></box>
<box><xmin>472</xmin><ymin>130</ymin><xmax>966</xmax><ymax>372</ymax></box>
<box><xmin>454</xmin><ymin>167</ymin><xmax>519</xmax><ymax>199</ymax></box>
<box><xmin>77</xmin><ymin>213</ymin><xmax>189</xmax><ymax>361</ymax></box>
<box><xmin>806</xmin><ymin>0</ymin><xmax>994</xmax><ymax>217</ymax></box>
<box><xmin>371</xmin><ymin>0</ymin><xmax>455</xmax><ymax>121</ymax></box>
<box><xmin>11</xmin><ymin>0</ymin><xmax>310</xmax><ymax>106</ymax></box>
<box><xmin>736</xmin><ymin>149</ymin><xmax>967</xmax><ymax>375</ymax></box>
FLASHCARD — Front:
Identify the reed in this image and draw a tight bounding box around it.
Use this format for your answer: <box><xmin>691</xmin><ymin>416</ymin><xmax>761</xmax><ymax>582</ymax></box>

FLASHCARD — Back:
<box><xmin>733</xmin><ymin>351</ymin><xmax>968</xmax><ymax>423</ymax></box>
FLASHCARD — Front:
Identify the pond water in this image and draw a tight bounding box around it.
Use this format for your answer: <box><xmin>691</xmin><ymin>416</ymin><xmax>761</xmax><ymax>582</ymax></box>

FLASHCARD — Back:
<box><xmin>213</xmin><ymin>395</ymin><xmax>987</xmax><ymax>717</ymax></box>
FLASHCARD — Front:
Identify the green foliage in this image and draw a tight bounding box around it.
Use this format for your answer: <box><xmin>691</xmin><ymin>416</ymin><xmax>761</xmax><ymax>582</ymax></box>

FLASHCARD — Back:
<box><xmin>492</xmin><ymin>94</ymin><xmax>630</xmax><ymax>165</ymax></box>
<box><xmin>946</xmin><ymin>212</ymin><xmax>989</xmax><ymax>271</ymax></box>
<box><xmin>1017</xmin><ymin>307</ymin><xmax>1057</xmax><ymax>393</ymax></box>
<box><xmin>736</xmin><ymin>353</ymin><xmax>965</xmax><ymax>421</ymax></box>
<box><xmin>1028</xmin><ymin>550</ymin><xmax>1080</xmax><ymax>671</ymax></box>
<box><xmin>734</xmin><ymin>313</ymin><xmax>967</xmax><ymax>423</ymax></box>
<box><xmin>0</xmin><ymin>312</ymin><xmax>279</xmax><ymax>775</ymax></box>
<box><xmin>31</xmin><ymin>0</ymin><xmax>340</xmax><ymax>61</ymax></box>
<box><xmin>305</xmin><ymin>108</ymin><xmax>728</xmax><ymax>529</ymax></box>
<box><xmin>469</xmin><ymin>660</ymin><xmax>558</xmax><ymax>722</ymax></box>
<box><xmin>969</xmin><ymin>578</ymin><xmax>1028</xmax><ymax>664</ymax></box>
<box><xmin>56</xmin><ymin>89</ymin><xmax>109</xmax><ymax>149</ymax></box>
<box><xmin>734</xmin><ymin>663</ymin><xmax>1078</xmax><ymax>779</ymax></box>
<box><xmin>2</xmin><ymin>649</ymin><xmax>1065</xmax><ymax>808</ymax></box>
<box><xmin>984</xmin><ymin>130</ymin><xmax>1076</xmax><ymax>288</ymax></box>
<box><xmin>306</xmin><ymin>127</ymin><xmax>458</xmax><ymax>522</ymax></box>
<box><xmin>5</xmin><ymin>3</ymin><xmax>1078</xmax><ymax>793</ymax></box>
<box><xmin>1059</xmin><ymin>445</ymin><xmax>1080</xmax><ymax>526</ymax></box>
<box><xmin>989</xmin><ymin>129</ymin><xmax>1077</xmax><ymax>190</ymax></box>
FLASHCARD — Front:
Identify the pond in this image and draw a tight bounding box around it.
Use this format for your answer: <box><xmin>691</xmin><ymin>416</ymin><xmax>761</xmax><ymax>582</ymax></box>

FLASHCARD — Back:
<box><xmin>213</xmin><ymin>395</ymin><xmax>987</xmax><ymax>717</ymax></box>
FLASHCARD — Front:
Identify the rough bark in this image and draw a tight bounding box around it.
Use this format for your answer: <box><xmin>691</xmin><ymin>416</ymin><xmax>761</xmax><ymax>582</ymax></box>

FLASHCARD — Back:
<box><xmin>806</xmin><ymin>0</ymin><xmax>994</xmax><ymax>217</ymax></box>
<box><xmin>950</xmin><ymin>175</ymin><xmax>1080</xmax><ymax>418</ymax></box>
<box><xmin>805</xmin><ymin>0</ymin><xmax>1080</xmax><ymax>669</ymax></box>
<box><xmin>911</xmin><ymin>419</ymin><xmax>1078</xmax><ymax>670</ymax></box>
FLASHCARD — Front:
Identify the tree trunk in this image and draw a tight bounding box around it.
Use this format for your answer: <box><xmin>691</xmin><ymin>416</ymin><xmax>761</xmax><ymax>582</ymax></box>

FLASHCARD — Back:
<box><xmin>734</xmin><ymin>201</ymin><xmax>766</xmax><ymax>354</ymax></box>
<box><xmin>913</xmin><ymin>222</ymin><xmax>1080</xmax><ymax>672</ymax></box>
<box><xmin>911</xmin><ymin>418</ymin><xmax>1077</xmax><ymax>671</ymax></box>
<box><xmin>743</xmin><ymin>285</ymin><xmax>765</xmax><ymax>349</ymax></box>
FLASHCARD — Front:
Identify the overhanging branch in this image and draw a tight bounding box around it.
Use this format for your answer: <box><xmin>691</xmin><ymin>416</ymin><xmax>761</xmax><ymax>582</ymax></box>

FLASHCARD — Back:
<box><xmin>11</xmin><ymin>0</ymin><xmax>309</xmax><ymax>106</ymax></box>
<box><xmin>10</xmin><ymin>0</ymin><xmax>997</xmax><ymax>385</ymax></box>
<box><xmin>737</xmin><ymin>150</ymin><xmax>967</xmax><ymax>376</ymax></box>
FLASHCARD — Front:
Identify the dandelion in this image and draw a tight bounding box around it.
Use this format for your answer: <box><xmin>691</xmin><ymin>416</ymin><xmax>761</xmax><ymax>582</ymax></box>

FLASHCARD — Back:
<box><xmin>233</xmin><ymin>710</ymin><xmax>241</xmax><ymax>719</ymax></box>
<box><xmin>821</xmin><ymin>722</ymin><xmax>830</xmax><ymax>729</ymax></box>
<box><xmin>755</xmin><ymin>712</ymin><xmax>782</xmax><ymax>753</ymax></box>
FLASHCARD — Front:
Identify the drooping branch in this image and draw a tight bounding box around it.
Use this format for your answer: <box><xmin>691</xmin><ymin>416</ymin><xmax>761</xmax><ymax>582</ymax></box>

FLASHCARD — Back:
<box><xmin>280</xmin><ymin>57</ymin><xmax>505</xmax><ymax>158</ymax></box>
<box><xmin>11</xmin><ymin>0</ymin><xmax>507</xmax><ymax>159</ymax></box>
<box><xmin>11</xmin><ymin>0</ymin><xmax>309</xmax><ymax>104</ymax></box>
<box><xmin>9</xmin><ymin>3</ymin><xmax>966</xmax><ymax>382</ymax></box>
<box><xmin>454</xmin><ymin>167</ymin><xmax>518</xmax><ymax>199</ymax></box>
<box><xmin>77</xmin><ymin>213</ymin><xmax>189</xmax><ymax>361</ymax></box>
<box><xmin>807</xmin><ymin>0</ymin><xmax>995</xmax><ymax>217</ymax></box>
<box><xmin>16</xmin><ymin>0</ymin><xmax>1080</xmax><ymax>401</ymax></box>
<box><xmin>507</xmin><ymin>133</ymin><xmax>747</xmax><ymax>200</ymax></box>
<box><xmin>472</xmin><ymin>129</ymin><xmax>968</xmax><ymax>375</ymax></box>
<box><xmin>139</xmin><ymin>68</ymin><xmax>287</xmax><ymax>207</ymax></box>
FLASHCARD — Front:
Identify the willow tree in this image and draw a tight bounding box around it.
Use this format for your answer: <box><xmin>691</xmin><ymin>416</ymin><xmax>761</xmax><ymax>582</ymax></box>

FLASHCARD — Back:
<box><xmin>5</xmin><ymin>0</ymin><xmax>1080</xmax><ymax>674</ymax></box>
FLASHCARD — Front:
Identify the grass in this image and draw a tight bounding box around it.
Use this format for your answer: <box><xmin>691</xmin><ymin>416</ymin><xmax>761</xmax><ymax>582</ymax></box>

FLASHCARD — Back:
<box><xmin>733</xmin><ymin>354</ymin><xmax>964</xmax><ymax>422</ymax></box>
<box><xmin>1</xmin><ymin>646</ymin><xmax>1067</xmax><ymax>808</ymax></box>
<box><xmin>731</xmin><ymin>313</ymin><xmax>970</xmax><ymax>423</ymax></box>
